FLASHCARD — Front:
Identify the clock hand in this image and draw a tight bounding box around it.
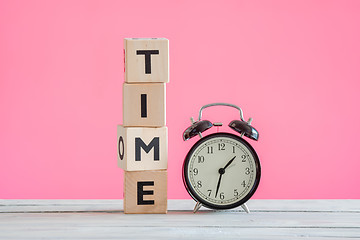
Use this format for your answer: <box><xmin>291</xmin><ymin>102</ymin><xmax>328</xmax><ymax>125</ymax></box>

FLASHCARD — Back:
<box><xmin>223</xmin><ymin>156</ymin><xmax>236</xmax><ymax>170</ymax></box>
<box><xmin>215</xmin><ymin>156</ymin><xmax>236</xmax><ymax>198</ymax></box>
<box><xmin>215</xmin><ymin>173</ymin><xmax>223</xmax><ymax>198</ymax></box>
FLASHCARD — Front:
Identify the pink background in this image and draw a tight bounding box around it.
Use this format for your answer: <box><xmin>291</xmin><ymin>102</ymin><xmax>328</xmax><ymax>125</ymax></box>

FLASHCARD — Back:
<box><xmin>1</xmin><ymin>0</ymin><xmax>360</xmax><ymax>199</ymax></box>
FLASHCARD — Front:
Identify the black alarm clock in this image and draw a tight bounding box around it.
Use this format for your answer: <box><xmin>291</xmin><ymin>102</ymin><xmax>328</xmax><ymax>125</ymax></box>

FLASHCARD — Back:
<box><xmin>182</xmin><ymin>103</ymin><xmax>261</xmax><ymax>213</ymax></box>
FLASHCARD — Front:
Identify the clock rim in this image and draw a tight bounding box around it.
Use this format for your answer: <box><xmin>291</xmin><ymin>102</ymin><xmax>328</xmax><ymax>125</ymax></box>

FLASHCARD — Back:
<box><xmin>182</xmin><ymin>132</ymin><xmax>261</xmax><ymax>210</ymax></box>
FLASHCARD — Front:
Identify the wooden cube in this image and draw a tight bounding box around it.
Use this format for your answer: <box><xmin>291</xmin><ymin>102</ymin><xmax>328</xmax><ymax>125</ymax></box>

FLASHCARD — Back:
<box><xmin>124</xmin><ymin>170</ymin><xmax>167</xmax><ymax>214</ymax></box>
<box><xmin>123</xmin><ymin>83</ymin><xmax>165</xmax><ymax>127</ymax></box>
<box><xmin>117</xmin><ymin>125</ymin><xmax>168</xmax><ymax>171</ymax></box>
<box><xmin>124</xmin><ymin>38</ymin><xmax>169</xmax><ymax>83</ymax></box>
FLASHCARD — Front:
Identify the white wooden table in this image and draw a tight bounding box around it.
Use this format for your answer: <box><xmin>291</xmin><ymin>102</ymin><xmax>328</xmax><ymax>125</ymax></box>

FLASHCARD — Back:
<box><xmin>0</xmin><ymin>200</ymin><xmax>359</xmax><ymax>239</ymax></box>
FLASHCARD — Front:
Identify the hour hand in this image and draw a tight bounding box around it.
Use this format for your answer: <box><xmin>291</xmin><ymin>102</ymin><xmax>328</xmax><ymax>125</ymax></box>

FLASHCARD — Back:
<box><xmin>223</xmin><ymin>156</ymin><xmax>236</xmax><ymax>170</ymax></box>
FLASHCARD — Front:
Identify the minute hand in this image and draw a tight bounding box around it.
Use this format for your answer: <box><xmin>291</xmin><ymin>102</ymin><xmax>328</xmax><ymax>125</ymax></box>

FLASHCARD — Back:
<box><xmin>215</xmin><ymin>174</ymin><xmax>223</xmax><ymax>198</ymax></box>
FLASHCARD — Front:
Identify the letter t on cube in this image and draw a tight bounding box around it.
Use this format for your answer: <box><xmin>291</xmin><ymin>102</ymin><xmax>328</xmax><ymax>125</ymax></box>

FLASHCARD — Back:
<box><xmin>124</xmin><ymin>38</ymin><xmax>169</xmax><ymax>83</ymax></box>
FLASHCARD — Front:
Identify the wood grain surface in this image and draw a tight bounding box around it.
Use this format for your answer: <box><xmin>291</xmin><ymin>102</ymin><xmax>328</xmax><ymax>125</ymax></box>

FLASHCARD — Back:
<box><xmin>0</xmin><ymin>200</ymin><xmax>359</xmax><ymax>239</ymax></box>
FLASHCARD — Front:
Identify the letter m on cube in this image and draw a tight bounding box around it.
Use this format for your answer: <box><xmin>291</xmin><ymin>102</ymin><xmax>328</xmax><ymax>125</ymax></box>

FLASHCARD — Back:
<box><xmin>117</xmin><ymin>125</ymin><xmax>168</xmax><ymax>171</ymax></box>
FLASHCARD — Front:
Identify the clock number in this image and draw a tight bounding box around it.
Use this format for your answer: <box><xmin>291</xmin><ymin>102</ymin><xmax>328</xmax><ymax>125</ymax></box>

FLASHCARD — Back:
<box><xmin>245</xmin><ymin>168</ymin><xmax>250</xmax><ymax>175</ymax></box>
<box><xmin>207</xmin><ymin>146</ymin><xmax>213</xmax><ymax>154</ymax></box>
<box><xmin>234</xmin><ymin>189</ymin><xmax>239</xmax><ymax>196</ymax></box>
<box><xmin>207</xmin><ymin>190</ymin><xmax>212</xmax><ymax>197</ymax></box>
<box><xmin>218</xmin><ymin>143</ymin><xmax>225</xmax><ymax>151</ymax></box>
<box><xmin>220</xmin><ymin>192</ymin><xmax>225</xmax><ymax>200</ymax></box>
<box><xmin>232</xmin><ymin>146</ymin><xmax>235</xmax><ymax>153</ymax></box>
<box><xmin>241</xmin><ymin>155</ymin><xmax>247</xmax><ymax>162</ymax></box>
<box><xmin>193</xmin><ymin>168</ymin><xmax>198</xmax><ymax>175</ymax></box>
<box><xmin>197</xmin><ymin>181</ymin><xmax>202</xmax><ymax>188</ymax></box>
<box><xmin>198</xmin><ymin>156</ymin><xmax>205</xmax><ymax>163</ymax></box>
<box><xmin>241</xmin><ymin>180</ymin><xmax>246</xmax><ymax>187</ymax></box>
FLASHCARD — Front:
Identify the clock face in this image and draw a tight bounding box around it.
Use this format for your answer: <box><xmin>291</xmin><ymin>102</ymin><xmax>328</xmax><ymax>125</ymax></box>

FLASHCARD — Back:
<box><xmin>183</xmin><ymin>132</ymin><xmax>261</xmax><ymax>209</ymax></box>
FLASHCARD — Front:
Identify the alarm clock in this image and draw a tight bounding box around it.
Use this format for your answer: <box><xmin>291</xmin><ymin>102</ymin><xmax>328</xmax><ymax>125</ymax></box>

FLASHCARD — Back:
<box><xmin>182</xmin><ymin>103</ymin><xmax>261</xmax><ymax>213</ymax></box>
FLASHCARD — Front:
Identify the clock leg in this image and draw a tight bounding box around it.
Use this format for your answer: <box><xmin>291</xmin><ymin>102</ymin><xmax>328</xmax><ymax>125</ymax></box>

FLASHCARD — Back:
<box><xmin>241</xmin><ymin>203</ymin><xmax>250</xmax><ymax>213</ymax></box>
<box><xmin>193</xmin><ymin>201</ymin><xmax>202</xmax><ymax>213</ymax></box>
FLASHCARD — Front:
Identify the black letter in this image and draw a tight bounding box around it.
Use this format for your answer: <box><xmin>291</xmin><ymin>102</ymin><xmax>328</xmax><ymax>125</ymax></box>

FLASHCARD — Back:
<box><xmin>135</xmin><ymin>137</ymin><xmax>160</xmax><ymax>161</ymax></box>
<box><xmin>141</xmin><ymin>94</ymin><xmax>147</xmax><ymax>118</ymax></box>
<box><xmin>136</xmin><ymin>50</ymin><xmax>159</xmax><ymax>74</ymax></box>
<box><xmin>118</xmin><ymin>136</ymin><xmax>124</xmax><ymax>160</ymax></box>
<box><xmin>137</xmin><ymin>181</ymin><xmax>154</xmax><ymax>205</ymax></box>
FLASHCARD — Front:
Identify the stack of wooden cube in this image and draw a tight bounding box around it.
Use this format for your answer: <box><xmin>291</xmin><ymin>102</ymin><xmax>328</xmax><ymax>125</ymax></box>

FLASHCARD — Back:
<box><xmin>117</xmin><ymin>38</ymin><xmax>169</xmax><ymax>214</ymax></box>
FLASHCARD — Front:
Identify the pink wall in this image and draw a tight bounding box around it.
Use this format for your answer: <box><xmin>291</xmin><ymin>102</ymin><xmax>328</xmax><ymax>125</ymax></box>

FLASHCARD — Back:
<box><xmin>1</xmin><ymin>0</ymin><xmax>360</xmax><ymax>199</ymax></box>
